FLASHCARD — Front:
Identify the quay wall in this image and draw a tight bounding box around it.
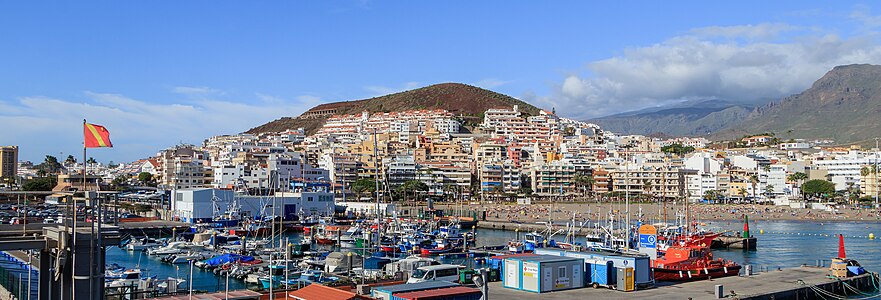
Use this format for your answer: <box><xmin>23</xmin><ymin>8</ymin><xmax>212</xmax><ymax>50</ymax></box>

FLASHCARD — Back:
<box><xmin>743</xmin><ymin>272</ymin><xmax>880</xmax><ymax>300</ymax></box>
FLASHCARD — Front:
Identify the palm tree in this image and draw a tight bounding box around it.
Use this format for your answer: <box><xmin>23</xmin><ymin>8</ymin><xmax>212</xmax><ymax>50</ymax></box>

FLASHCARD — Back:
<box><xmin>642</xmin><ymin>180</ymin><xmax>653</xmax><ymax>202</ymax></box>
<box><xmin>765</xmin><ymin>184</ymin><xmax>775</xmax><ymax>200</ymax></box>
<box><xmin>573</xmin><ymin>173</ymin><xmax>594</xmax><ymax>199</ymax></box>
<box><xmin>787</xmin><ymin>172</ymin><xmax>808</xmax><ymax>198</ymax></box>
<box><xmin>749</xmin><ymin>174</ymin><xmax>759</xmax><ymax>203</ymax></box>
<box><xmin>738</xmin><ymin>187</ymin><xmax>747</xmax><ymax>202</ymax></box>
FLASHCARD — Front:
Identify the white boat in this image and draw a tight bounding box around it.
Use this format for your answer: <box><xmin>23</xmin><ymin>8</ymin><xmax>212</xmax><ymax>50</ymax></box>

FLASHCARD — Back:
<box><xmin>147</xmin><ymin>241</ymin><xmax>191</xmax><ymax>256</ymax></box>
<box><xmin>167</xmin><ymin>251</ymin><xmax>211</xmax><ymax>264</ymax></box>
<box><xmin>126</xmin><ymin>237</ymin><xmax>164</xmax><ymax>251</ymax></box>
<box><xmin>105</xmin><ymin>269</ymin><xmax>142</xmax><ymax>288</ymax></box>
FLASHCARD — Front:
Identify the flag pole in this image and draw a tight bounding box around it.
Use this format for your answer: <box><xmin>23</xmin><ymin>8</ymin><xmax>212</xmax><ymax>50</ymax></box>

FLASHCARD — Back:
<box><xmin>72</xmin><ymin>119</ymin><xmax>85</xmax><ymax>299</ymax></box>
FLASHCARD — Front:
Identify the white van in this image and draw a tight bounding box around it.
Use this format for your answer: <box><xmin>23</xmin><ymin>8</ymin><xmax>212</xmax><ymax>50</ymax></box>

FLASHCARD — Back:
<box><xmin>407</xmin><ymin>264</ymin><xmax>464</xmax><ymax>283</ymax></box>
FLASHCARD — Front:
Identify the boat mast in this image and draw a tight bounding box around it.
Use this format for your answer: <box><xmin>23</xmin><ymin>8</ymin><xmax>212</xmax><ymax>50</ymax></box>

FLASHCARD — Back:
<box><xmin>625</xmin><ymin>161</ymin><xmax>630</xmax><ymax>250</ymax></box>
<box><xmin>373</xmin><ymin>129</ymin><xmax>381</xmax><ymax>248</ymax></box>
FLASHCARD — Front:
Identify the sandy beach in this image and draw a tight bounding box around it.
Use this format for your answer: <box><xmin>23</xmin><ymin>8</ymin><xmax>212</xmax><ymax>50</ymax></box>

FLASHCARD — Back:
<box><xmin>439</xmin><ymin>201</ymin><xmax>881</xmax><ymax>224</ymax></box>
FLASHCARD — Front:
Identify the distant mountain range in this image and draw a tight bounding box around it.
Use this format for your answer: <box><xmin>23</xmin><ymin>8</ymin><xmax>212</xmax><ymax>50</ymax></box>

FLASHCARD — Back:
<box><xmin>717</xmin><ymin>64</ymin><xmax>881</xmax><ymax>144</ymax></box>
<box><xmin>589</xmin><ymin>100</ymin><xmax>755</xmax><ymax>137</ymax></box>
<box><xmin>592</xmin><ymin>64</ymin><xmax>881</xmax><ymax>144</ymax></box>
<box><xmin>247</xmin><ymin>83</ymin><xmax>540</xmax><ymax>135</ymax></box>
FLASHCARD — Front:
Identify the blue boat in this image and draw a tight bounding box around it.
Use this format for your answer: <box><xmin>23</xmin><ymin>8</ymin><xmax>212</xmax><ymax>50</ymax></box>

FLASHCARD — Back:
<box><xmin>195</xmin><ymin>253</ymin><xmax>255</xmax><ymax>269</ymax></box>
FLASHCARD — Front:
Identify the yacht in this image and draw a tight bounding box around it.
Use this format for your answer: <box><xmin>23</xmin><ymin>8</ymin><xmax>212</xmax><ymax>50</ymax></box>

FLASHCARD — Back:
<box><xmin>126</xmin><ymin>237</ymin><xmax>164</xmax><ymax>251</ymax></box>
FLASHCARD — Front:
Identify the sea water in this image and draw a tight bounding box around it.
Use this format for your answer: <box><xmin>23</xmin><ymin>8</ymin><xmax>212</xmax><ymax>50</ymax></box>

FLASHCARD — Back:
<box><xmin>103</xmin><ymin>220</ymin><xmax>881</xmax><ymax>293</ymax></box>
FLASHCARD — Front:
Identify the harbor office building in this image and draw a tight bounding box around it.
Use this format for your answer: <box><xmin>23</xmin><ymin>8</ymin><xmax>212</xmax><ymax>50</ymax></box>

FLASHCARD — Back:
<box><xmin>171</xmin><ymin>188</ymin><xmax>335</xmax><ymax>223</ymax></box>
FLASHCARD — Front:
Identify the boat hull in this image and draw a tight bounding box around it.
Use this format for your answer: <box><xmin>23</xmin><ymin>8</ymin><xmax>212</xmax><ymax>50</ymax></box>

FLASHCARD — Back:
<box><xmin>653</xmin><ymin>265</ymin><xmax>741</xmax><ymax>281</ymax></box>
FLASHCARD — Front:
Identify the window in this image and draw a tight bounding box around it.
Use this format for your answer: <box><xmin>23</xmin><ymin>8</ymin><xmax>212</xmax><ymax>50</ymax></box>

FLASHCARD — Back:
<box><xmin>559</xmin><ymin>266</ymin><xmax>566</xmax><ymax>277</ymax></box>
<box><xmin>437</xmin><ymin>268</ymin><xmax>458</xmax><ymax>277</ymax></box>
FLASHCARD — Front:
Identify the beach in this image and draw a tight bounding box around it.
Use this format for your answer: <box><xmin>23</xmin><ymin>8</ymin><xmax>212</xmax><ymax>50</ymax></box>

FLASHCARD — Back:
<box><xmin>439</xmin><ymin>201</ymin><xmax>881</xmax><ymax>224</ymax></box>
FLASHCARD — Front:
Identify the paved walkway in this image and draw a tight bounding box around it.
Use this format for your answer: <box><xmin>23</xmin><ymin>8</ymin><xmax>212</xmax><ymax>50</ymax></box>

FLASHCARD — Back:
<box><xmin>489</xmin><ymin>266</ymin><xmax>851</xmax><ymax>300</ymax></box>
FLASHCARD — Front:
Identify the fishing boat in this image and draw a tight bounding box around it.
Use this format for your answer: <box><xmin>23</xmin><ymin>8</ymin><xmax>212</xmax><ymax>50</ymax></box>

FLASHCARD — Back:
<box><xmin>651</xmin><ymin>245</ymin><xmax>741</xmax><ymax>281</ymax></box>
<box><xmin>314</xmin><ymin>225</ymin><xmax>349</xmax><ymax>245</ymax></box>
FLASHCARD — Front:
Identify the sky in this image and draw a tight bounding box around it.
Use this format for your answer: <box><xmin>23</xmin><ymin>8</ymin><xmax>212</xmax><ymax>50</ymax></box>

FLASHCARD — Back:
<box><xmin>4</xmin><ymin>1</ymin><xmax>881</xmax><ymax>163</ymax></box>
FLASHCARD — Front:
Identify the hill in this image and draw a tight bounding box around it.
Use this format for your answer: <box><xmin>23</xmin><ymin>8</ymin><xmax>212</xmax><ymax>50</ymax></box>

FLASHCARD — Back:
<box><xmin>718</xmin><ymin>64</ymin><xmax>881</xmax><ymax>144</ymax></box>
<box><xmin>589</xmin><ymin>100</ymin><xmax>754</xmax><ymax>136</ymax></box>
<box><xmin>246</xmin><ymin>83</ymin><xmax>541</xmax><ymax>135</ymax></box>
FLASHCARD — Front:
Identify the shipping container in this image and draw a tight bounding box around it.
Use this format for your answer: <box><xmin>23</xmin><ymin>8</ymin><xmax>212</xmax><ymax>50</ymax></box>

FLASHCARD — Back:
<box><xmin>391</xmin><ymin>286</ymin><xmax>482</xmax><ymax>300</ymax></box>
<box><xmin>371</xmin><ymin>280</ymin><xmax>460</xmax><ymax>300</ymax></box>
<box><xmin>502</xmin><ymin>255</ymin><xmax>585</xmax><ymax>293</ymax></box>
<box><xmin>534</xmin><ymin>248</ymin><xmax>653</xmax><ymax>287</ymax></box>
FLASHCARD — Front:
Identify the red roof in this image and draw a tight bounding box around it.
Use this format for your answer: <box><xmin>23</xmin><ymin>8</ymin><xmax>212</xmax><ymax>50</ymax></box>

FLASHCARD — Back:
<box><xmin>393</xmin><ymin>286</ymin><xmax>481</xmax><ymax>300</ymax></box>
<box><xmin>288</xmin><ymin>284</ymin><xmax>367</xmax><ymax>300</ymax></box>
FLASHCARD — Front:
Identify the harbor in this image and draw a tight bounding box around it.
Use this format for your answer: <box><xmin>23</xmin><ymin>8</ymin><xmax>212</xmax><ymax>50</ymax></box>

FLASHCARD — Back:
<box><xmin>86</xmin><ymin>205</ymin><xmax>881</xmax><ymax>299</ymax></box>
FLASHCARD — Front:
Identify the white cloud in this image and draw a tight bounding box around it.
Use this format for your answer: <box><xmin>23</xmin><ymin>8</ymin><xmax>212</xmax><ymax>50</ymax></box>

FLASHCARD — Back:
<box><xmin>0</xmin><ymin>92</ymin><xmax>311</xmax><ymax>163</ymax></box>
<box><xmin>690</xmin><ymin>23</ymin><xmax>798</xmax><ymax>40</ymax></box>
<box><xmin>543</xmin><ymin>23</ymin><xmax>881</xmax><ymax>120</ymax></box>
<box><xmin>172</xmin><ymin>86</ymin><xmax>225</xmax><ymax>97</ymax></box>
<box><xmin>364</xmin><ymin>82</ymin><xmax>421</xmax><ymax>97</ymax></box>
<box><xmin>474</xmin><ymin>78</ymin><xmax>512</xmax><ymax>89</ymax></box>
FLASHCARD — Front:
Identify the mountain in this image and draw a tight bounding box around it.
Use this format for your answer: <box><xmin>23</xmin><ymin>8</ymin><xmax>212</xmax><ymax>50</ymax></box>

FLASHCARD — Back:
<box><xmin>589</xmin><ymin>100</ymin><xmax>754</xmax><ymax>137</ymax></box>
<box><xmin>246</xmin><ymin>83</ymin><xmax>541</xmax><ymax>135</ymax></box>
<box><xmin>718</xmin><ymin>64</ymin><xmax>881</xmax><ymax>144</ymax></box>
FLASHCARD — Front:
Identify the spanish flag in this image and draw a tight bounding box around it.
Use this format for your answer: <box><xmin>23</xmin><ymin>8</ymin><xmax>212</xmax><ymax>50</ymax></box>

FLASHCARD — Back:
<box><xmin>84</xmin><ymin>122</ymin><xmax>113</xmax><ymax>148</ymax></box>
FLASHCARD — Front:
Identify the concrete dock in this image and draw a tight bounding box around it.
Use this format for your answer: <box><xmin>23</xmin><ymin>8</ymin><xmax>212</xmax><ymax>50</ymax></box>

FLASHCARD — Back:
<box><xmin>488</xmin><ymin>266</ymin><xmax>879</xmax><ymax>299</ymax></box>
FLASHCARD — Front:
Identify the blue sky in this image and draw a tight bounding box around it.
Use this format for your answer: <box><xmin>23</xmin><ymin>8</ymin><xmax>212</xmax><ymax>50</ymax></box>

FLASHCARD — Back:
<box><xmin>3</xmin><ymin>1</ymin><xmax>881</xmax><ymax>163</ymax></box>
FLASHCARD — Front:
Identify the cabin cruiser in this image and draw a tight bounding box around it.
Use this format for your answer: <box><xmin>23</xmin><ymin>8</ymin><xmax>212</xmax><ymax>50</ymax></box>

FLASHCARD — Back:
<box><xmin>147</xmin><ymin>241</ymin><xmax>192</xmax><ymax>256</ymax></box>
<box><xmin>126</xmin><ymin>237</ymin><xmax>164</xmax><ymax>251</ymax></box>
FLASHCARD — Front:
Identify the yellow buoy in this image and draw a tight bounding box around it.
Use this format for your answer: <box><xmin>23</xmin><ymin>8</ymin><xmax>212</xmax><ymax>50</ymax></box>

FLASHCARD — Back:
<box><xmin>870</xmin><ymin>233</ymin><xmax>875</xmax><ymax>240</ymax></box>
<box><xmin>760</xmin><ymin>229</ymin><xmax>764</xmax><ymax>234</ymax></box>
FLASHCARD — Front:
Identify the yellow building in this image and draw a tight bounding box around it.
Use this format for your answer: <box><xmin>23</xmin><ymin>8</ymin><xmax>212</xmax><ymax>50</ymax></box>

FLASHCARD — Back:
<box><xmin>0</xmin><ymin>146</ymin><xmax>17</xmax><ymax>180</ymax></box>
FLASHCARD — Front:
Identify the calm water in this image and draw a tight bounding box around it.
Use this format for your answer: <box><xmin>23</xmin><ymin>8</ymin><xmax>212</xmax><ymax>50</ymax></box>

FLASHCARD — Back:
<box><xmin>103</xmin><ymin>220</ymin><xmax>881</xmax><ymax>293</ymax></box>
<box><xmin>476</xmin><ymin>220</ymin><xmax>881</xmax><ymax>272</ymax></box>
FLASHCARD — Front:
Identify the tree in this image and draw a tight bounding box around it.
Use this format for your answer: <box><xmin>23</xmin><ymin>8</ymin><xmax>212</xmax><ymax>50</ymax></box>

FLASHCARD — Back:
<box><xmin>787</xmin><ymin>172</ymin><xmax>808</xmax><ymax>196</ymax></box>
<box><xmin>137</xmin><ymin>172</ymin><xmax>156</xmax><ymax>187</ymax></box>
<box><xmin>87</xmin><ymin>157</ymin><xmax>97</xmax><ymax>164</ymax></box>
<box><xmin>704</xmin><ymin>190</ymin><xmax>717</xmax><ymax>202</ymax></box>
<box><xmin>40</xmin><ymin>155</ymin><xmax>62</xmax><ymax>173</ymax></box>
<box><xmin>738</xmin><ymin>187</ymin><xmax>747</xmax><ymax>201</ymax></box>
<box><xmin>642</xmin><ymin>180</ymin><xmax>653</xmax><ymax>201</ymax></box>
<box><xmin>660</xmin><ymin>143</ymin><xmax>695</xmax><ymax>155</ymax></box>
<box><xmin>111</xmin><ymin>175</ymin><xmax>130</xmax><ymax>191</ymax></box>
<box><xmin>802</xmin><ymin>179</ymin><xmax>836</xmax><ymax>200</ymax></box>
<box><xmin>65</xmin><ymin>155</ymin><xmax>77</xmax><ymax>165</ymax></box>
<box><xmin>398</xmin><ymin>180</ymin><xmax>429</xmax><ymax>201</ymax></box>
<box><xmin>765</xmin><ymin>184</ymin><xmax>775</xmax><ymax>199</ymax></box>
<box><xmin>749</xmin><ymin>174</ymin><xmax>759</xmax><ymax>203</ymax></box>
<box><xmin>22</xmin><ymin>177</ymin><xmax>56</xmax><ymax>191</ymax></box>
<box><xmin>351</xmin><ymin>178</ymin><xmax>376</xmax><ymax>201</ymax></box>
<box><xmin>517</xmin><ymin>187</ymin><xmax>533</xmax><ymax>197</ymax></box>
<box><xmin>573</xmin><ymin>172</ymin><xmax>594</xmax><ymax>198</ymax></box>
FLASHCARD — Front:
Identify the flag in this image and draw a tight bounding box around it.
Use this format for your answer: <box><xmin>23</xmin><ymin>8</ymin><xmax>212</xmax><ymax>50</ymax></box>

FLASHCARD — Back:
<box><xmin>84</xmin><ymin>123</ymin><xmax>113</xmax><ymax>148</ymax></box>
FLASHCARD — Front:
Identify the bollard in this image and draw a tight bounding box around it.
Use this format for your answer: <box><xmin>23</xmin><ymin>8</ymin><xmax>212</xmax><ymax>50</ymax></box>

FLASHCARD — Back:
<box><xmin>715</xmin><ymin>284</ymin><xmax>724</xmax><ymax>299</ymax></box>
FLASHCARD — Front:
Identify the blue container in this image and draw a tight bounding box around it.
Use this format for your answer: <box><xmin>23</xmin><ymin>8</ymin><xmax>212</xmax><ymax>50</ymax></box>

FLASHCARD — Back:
<box><xmin>587</xmin><ymin>261</ymin><xmax>616</xmax><ymax>287</ymax></box>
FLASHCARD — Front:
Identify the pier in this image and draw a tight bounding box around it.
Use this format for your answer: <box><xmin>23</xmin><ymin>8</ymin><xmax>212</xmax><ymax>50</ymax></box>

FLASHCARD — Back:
<box><xmin>489</xmin><ymin>266</ymin><xmax>879</xmax><ymax>299</ymax></box>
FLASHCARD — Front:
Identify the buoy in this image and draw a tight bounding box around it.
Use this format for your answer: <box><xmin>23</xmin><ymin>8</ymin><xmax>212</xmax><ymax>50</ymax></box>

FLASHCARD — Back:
<box><xmin>870</xmin><ymin>233</ymin><xmax>875</xmax><ymax>240</ymax></box>
<box><xmin>760</xmin><ymin>229</ymin><xmax>765</xmax><ymax>234</ymax></box>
